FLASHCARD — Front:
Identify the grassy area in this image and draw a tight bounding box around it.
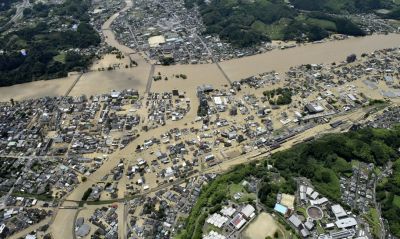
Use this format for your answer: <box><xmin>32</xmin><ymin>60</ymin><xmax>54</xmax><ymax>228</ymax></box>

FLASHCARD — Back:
<box><xmin>351</xmin><ymin>160</ymin><xmax>360</xmax><ymax>168</ymax></box>
<box><xmin>372</xmin><ymin>166</ymin><xmax>382</xmax><ymax>178</ymax></box>
<box><xmin>305</xmin><ymin>18</ymin><xmax>337</xmax><ymax>31</ymax></box>
<box><xmin>393</xmin><ymin>195</ymin><xmax>400</xmax><ymax>208</ymax></box>
<box><xmin>378</xmin><ymin>177</ymin><xmax>388</xmax><ymax>188</ymax></box>
<box><xmin>228</xmin><ymin>183</ymin><xmax>256</xmax><ymax>203</ymax></box>
<box><xmin>316</xmin><ymin>222</ymin><xmax>325</xmax><ymax>234</ymax></box>
<box><xmin>364</xmin><ymin>208</ymin><xmax>381</xmax><ymax>238</ymax></box>
<box><xmin>296</xmin><ymin>207</ymin><xmax>307</xmax><ymax>217</ymax></box>
<box><xmin>12</xmin><ymin>191</ymin><xmax>53</xmax><ymax>201</ymax></box>
<box><xmin>251</xmin><ymin>19</ymin><xmax>289</xmax><ymax>40</ymax></box>
<box><xmin>53</xmin><ymin>53</ymin><xmax>67</xmax><ymax>63</ymax></box>
<box><xmin>204</xmin><ymin>223</ymin><xmax>222</xmax><ymax>234</ymax></box>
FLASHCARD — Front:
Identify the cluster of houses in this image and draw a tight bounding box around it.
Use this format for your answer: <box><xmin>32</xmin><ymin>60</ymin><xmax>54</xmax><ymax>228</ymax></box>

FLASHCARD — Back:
<box><xmin>355</xmin><ymin>13</ymin><xmax>399</xmax><ymax>35</ymax></box>
<box><xmin>122</xmin><ymin>174</ymin><xmax>218</xmax><ymax>238</ymax></box>
<box><xmin>366</xmin><ymin>106</ymin><xmax>400</xmax><ymax>129</ymax></box>
<box><xmin>0</xmin><ymin>207</ymin><xmax>50</xmax><ymax>238</ymax></box>
<box><xmin>2</xmin><ymin>44</ymin><xmax>400</xmax><ymax>239</ymax></box>
<box><xmin>340</xmin><ymin>162</ymin><xmax>375</xmax><ymax>213</ymax></box>
<box><xmin>0</xmin><ymin>89</ymin><xmax>141</xmax><ymax>159</ymax></box>
<box><xmin>111</xmin><ymin>0</ymin><xmax>212</xmax><ymax>64</ymax></box>
<box><xmin>273</xmin><ymin>182</ymin><xmax>368</xmax><ymax>239</ymax></box>
<box><xmin>76</xmin><ymin>205</ymin><xmax>119</xmax><ymax>239</ymax></box>
<box><xmin>0</xmin><ymin>156</ymin><xmax>79</xmax><ymax>201</ymax></box>
<box><xmin>110</xmin><ymin>0</ymin><xmax>274</xmax><ymax>64</ymax></box>
<box><xmin>146</xmin><ymin>91</ymin><xmax>190</xmax><ymax>127</ymax></box>
<box><xmin>119</xmin><ymin>51</ymin><xmax>400</xmax><ymax>195</ymax></box>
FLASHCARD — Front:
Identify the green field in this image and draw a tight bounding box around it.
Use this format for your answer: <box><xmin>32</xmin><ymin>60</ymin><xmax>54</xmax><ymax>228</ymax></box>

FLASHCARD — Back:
<box><xmin>393</xmin><ymin>195</ymin><xmax>400</xmax><ymax>208</ymax></box>
<box><xmin>305</xmin><ymin>18</ymin><xmax>337</xmax><ymax>31</ymax></box>
<box><xmin>251</xmin><ymin>19</ymin><xmax>289</xmax><ymax>40</ymax></box>
<box><xmin>53</xmin><ymin>53</ymin><xmax>67</xmax><ymax>63</ymax></box>
<box><xmin>228</xmin><ymin>183</ymin><xmax>256</xmax><ymax>203</ymax></box>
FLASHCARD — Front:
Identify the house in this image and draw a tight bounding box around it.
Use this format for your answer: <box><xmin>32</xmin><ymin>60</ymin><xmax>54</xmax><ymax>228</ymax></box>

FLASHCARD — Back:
<box><xmin>197</xmin><ymin>84</ymin><xmax>214</xmax><ymax>96</ymax></box>
<box><xmin>76</xmin><ymin>217</ymin><xmax>84</xmax><ymax>228</ymax></box>
<box><xmin>288</xmin><ymin>214</ymin><xmax>302</xmax><ymax>228</ymax></box>
<box><xmin>300</xmin><ymin>228</ymin><xmax>310</xmax><ymax>238</ymax></box>
<box><xmin>230</xmin><ymin>214</ymin><xmax>247</xmax><ymax>230</ymax></box>
<box><xmin>310</xmin><ymin>197</ymin><xmax>328</xmax><ymax>206</ymax></box>
<box><xmin>305</xmin><ymin>221</ymin><xmax>315</xmax><ymax>230</ymax></box>
<box><xmin>274</xmin><ymin>203</ymin><xmax>288</xmax><ymax>215</ymax></box>
<box><xmin>305</xmin><ymin>103</ymin><xmax>324</xmax><ymax>114</ymax></box>
<box><xmin>331</xmin><ymin>204</ymin><xmax>347</xmax><ymax>219</ymax></box>
<box><xmin>330</xmin><ymin>229</ymin><xmax>356</xmax><ymax>239</ymax></box>
<box><xmin>76</xmin><ymin>224</ymin><xmax>90</xmax><ymax>237</ymax></box>
<box><xmin>335</xmin><ymin>217</ymin><xmax>357</xmax><ymax>229</ymax></box>
<box><xmin>240</xmin><ymin>204</ymin><xmax>256</xmax><ymax>219</ymax></box>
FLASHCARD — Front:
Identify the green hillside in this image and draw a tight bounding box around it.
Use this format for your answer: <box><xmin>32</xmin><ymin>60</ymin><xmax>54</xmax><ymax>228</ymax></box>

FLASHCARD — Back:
<box><xmin>290</xmin><ymin>0</ymin><xmax>397</xmax><ymax>13</ymax></box>
<box><xmin>185</xmin><ymin>0</ymin><xmax>400</xmax><ymax>47</ymax></box>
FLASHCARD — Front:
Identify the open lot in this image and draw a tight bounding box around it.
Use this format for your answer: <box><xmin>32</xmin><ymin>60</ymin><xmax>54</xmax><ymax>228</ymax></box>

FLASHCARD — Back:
<box><xmin>242</xmin><ymin>213</ymin><xmax>282</xmax><ymax>239</ymax></box>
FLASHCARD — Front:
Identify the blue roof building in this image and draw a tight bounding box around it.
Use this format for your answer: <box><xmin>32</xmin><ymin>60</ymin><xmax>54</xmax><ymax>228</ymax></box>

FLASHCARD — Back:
<box><xmin>274</xmin><ymin>203</ymin><xmax>288</xmax><ymax>215</ymax></box>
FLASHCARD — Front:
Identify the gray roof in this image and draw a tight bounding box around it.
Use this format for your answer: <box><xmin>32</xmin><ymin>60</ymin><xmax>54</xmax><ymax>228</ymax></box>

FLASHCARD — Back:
<box><xmin>76</xmin><ymin>224</ymin><xmax>90</xmax><ymax>237</ymax></box>
<box><xmin>288</xmin><ymin>214</ymin><xmax>302</xmax><ymax>228</ymax></box>
<box><xmin>76</xmin><ymin>217</ymin><xmax>84</xmax><ymax>227</ymax></box>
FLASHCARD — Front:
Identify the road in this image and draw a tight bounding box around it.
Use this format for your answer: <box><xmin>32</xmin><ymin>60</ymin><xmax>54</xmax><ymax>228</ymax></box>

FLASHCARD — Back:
<box><xmin>120</xmin><ymin>201</ymin><xmax>129</xmax><ymax>239</ymax></box>
<box><xmin>1</xmin><ymin>0</ymin><xmax>31</xmax><ymax>30</ymax></box>
<box><xmin>145</xmin><ymin>64</ymin><xmax>155</xmax><ymax>93</ymax></box>
<box><xmin>193</xmin><ymin>32</ymin><xmax>233</xmax><ymax>85</ymax></box>
<box><xmin>64</xmin><ymin>73</ymin><xmax>84</xmax><ymax>96</ymax></box>
<box><xmin>11</xmin><ymin>0</ymin><xmax>30</xmax><ymax>22</ymax></box>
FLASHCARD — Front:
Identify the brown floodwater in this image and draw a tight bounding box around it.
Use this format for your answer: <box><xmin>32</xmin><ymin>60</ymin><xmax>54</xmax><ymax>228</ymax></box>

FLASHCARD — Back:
<box><xmin>1</xmin><ymin>9</ymin><xmax>400</xmax><ymax>103</ymax></box>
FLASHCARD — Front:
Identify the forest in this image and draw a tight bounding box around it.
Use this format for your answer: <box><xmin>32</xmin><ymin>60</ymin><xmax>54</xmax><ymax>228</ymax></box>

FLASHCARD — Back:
<box><xmin>0</xmin><ymin>0</ymin><xmax>18</xmax><ymax>12</ymax></box>
<box><xmin>185</xmin><ymin>0</ymin><xmax>369</xmax><ymax>47</ymax></box>
<box><xmin>291</xmin><ymin>0</ymin><xmax>395</xmax><ymax>13</ymax></box>
<box><xmin>176</xmin><ymin>127</ymin><xmax>400</xmax><ymax>239</ymax></box>
<box><xmin>0</xmin><ymin>0</ymin><xmax>99</xmax><ymax>86</ymax></box>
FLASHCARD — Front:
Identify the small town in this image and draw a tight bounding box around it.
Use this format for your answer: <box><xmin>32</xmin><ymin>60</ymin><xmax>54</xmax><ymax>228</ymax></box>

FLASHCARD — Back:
<box><xmin>0</xmin><ymin>45</ymin><xmax>400</xmax><ymax>238</ymax></box>
<box><xmin>2</xmin><ymin>0</ymin><xmax>400</xmax><ymax>237</ymax></box>
<box><xmin>107</xmin><ymin>0</ymin><xmax>400</xmax><ymax>65</ymax></box>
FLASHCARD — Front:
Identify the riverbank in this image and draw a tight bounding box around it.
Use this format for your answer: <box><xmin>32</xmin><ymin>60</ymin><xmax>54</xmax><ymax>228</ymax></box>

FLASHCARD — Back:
<box><xmin>1</xmin><ymin>33</ymin><xmax>400</xmax><ymax>102</ymax></box>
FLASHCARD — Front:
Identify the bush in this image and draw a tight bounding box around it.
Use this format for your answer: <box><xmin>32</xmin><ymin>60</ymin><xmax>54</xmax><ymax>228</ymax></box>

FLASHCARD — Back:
<box><xmin>81</xmin><ymin>187</ymin><xmax>92</xmax><ymax>201</ymax></box>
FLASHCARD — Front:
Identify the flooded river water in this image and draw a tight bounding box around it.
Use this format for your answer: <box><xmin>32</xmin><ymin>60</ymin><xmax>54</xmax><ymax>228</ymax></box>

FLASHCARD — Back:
<box><xmin>1</xmin><ymin>1</ymin><xmax>400</xmax><ymax>102</ymax></box>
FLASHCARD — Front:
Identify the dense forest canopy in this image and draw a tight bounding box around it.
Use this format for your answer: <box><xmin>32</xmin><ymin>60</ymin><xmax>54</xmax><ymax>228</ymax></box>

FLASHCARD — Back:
<box><xmin>0</xmin><ymin>0</ymin><xmax>19</xmax><ymax>12</ymax></box>
<box><xmin>0</xmin><ymin>0</ymin><xmax>100</xmax><ymax>86</ymax></box>
<box><xmin>291</xmin><ymin>0</ymin><xmax>392</xmax><ymax>13</ymax></box>
<box><xmin>185</xmin><ymin>0</ymin><xmax>399</xmax><ymax>47</ymax></box>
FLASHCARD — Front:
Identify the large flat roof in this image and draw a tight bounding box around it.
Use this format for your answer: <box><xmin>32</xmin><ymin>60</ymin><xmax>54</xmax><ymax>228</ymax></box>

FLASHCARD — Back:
<box><xmin>148</xmin><ymin>35</ymin><xmax>166</xmax><ymax>48</ymax></box>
